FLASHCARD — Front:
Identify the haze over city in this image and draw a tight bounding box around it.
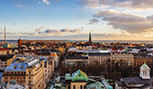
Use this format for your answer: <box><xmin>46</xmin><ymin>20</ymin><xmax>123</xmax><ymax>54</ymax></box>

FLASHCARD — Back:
<box><xmin>1</xmin><ymin>0</ymin><xmax>153</xmax><ymax>40</ymax></box>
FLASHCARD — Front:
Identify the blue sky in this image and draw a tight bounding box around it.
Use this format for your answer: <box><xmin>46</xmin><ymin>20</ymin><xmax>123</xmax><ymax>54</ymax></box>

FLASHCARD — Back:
<box><xmin>1</xmin><ymin>0</ymin><xmax>153</xmax><ymax>40</ymax></box>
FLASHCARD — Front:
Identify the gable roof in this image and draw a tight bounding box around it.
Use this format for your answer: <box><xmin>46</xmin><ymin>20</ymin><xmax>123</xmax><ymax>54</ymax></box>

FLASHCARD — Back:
<box><xmin>71</xmin><ymin>69</ymin><xmax>89</xmax><ymax>81</ymax></box>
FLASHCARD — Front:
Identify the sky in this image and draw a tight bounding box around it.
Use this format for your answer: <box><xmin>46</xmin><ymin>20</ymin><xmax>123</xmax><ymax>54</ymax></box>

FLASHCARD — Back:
<box><xmin>1</xmin><ymin>0</ymin><xmax>153</xmax><ymax>40</ymax></box>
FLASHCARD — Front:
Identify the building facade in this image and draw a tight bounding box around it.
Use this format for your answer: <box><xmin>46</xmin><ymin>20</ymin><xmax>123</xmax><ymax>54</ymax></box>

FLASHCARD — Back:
<box><xmin>2</xmin><ymin>58</ymin><xmax>45</xmax><ymax>89</ymax></box>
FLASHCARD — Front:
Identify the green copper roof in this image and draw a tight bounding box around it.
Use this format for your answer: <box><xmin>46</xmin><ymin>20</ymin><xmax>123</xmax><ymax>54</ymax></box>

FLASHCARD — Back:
<box><xmin>86</xmin><ymin>82</ymin><xmax>105</xmax><ymax>89</ymax></box>
<box><xmin>141</xmin><ymin>63</ymin><xmax>150</xmax><ymax>69</ymax></box>
<box><xmin>71</xmin><ymin>69</ymin><xmax>89</xmax><ymax>81</ymax></box>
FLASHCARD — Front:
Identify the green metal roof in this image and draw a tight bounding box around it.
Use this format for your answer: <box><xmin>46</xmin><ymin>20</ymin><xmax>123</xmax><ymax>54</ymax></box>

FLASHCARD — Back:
<box><xmin>141</xmin><ymin>63</ymin><xmax>150</xmax><ymax>69</ymax></box>
<box><xmin>86</xmin><ymin>82</ymin><xmax>105</xmax><ymax>89</ymax></box>
<box><xmin>71</xmin><ymin>69</ymin><xmax>89</xmax><ymax>81</ymax></box>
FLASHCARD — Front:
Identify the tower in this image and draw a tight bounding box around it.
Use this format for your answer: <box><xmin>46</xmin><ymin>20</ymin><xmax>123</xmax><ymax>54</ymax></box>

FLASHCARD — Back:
<box><xmin>89</xmin><ymin>32</ymin><xmax>92</xmax><ymax>44</ymax></box>
<box><xmin>18</xmin><ymin>38</ymin><xmax>22</xmax><ymax>48</ymax></box>
<box><xmin>140</xmin><ymin>63</ymin><xmax>150</xmax><ymax>79</ymax></box>
<box><xmin>4</xmin><ymin>25</ymin><xmax>6</xmax><ymax>43</ymax></box>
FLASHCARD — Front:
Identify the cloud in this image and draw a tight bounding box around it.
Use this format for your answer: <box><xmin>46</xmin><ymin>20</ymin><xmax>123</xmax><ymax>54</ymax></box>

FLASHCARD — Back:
<box><xmin>60</xmin><ymin>28</ymin><xmax>69</xmax><ymax>32</ymax></box>
<box><xmin>42</xmin><ymin>0</ymin><xmax>50</xmax><ymax>5</ymax></box>
<box><xmin>102</xmin><ymin>13</ymin><xmax>153</xmax><ymax>33</ymax></box>
<box><xmin>35</xmin><ymin>26</ymin><xmax>44</xmax><ymax>32</ymax></box>
<box><xmin>93</xmin><ymin>10</ymin><xmax>120</xmax><ymax>18</ymax></box>
<box><xmin>80</xmin><ymin>0</ymin><xmax>153</xmax><ymax>9</ymax></box>
<box><xmin>89</xmin><ymin>19</ymin><xmax>99</xmax><ymax>24</ymax></box>
<box><xmin>88</xmin><ymin>9</ymin><xmax>153</xmax><ymax>34</ymax></box>
<box><xmin>41</xmin><ymin>0</ymin><xmax>59</xmax><ymax>5</ymax></box>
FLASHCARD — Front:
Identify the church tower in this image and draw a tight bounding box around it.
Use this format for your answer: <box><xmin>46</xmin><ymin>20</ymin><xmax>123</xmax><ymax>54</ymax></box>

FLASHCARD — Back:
<box><xmin>89</xmin><ymin>32</ymin><xmax>92</xmax><ymax>44</ymax></box>
<box><xmin>140</xmin><ymin>63</ymin><xmax>150</xmax><ymax>79</ymax></box>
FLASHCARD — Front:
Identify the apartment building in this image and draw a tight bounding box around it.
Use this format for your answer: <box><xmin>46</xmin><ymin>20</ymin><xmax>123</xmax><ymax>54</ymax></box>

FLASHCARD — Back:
<box><xmin>2</xmin><ymin>58</ymin><xmax>45</xmax><ymax>89</ymax></box>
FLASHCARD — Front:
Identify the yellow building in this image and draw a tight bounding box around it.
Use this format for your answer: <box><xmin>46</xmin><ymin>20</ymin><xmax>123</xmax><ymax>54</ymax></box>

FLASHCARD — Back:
<box><xmin>3</xmin><ymin>58</ymin><xmax>45</xmax><ymax>89</ymax></box>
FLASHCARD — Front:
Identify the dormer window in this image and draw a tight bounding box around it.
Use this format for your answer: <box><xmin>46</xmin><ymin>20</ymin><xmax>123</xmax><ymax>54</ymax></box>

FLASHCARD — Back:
<box><xmin>14</xmin><ymin>66</ymin><xmax>16</xmax><ymax>69</ymax></box>
<box><xmin>21</xmin><ymin>66</ymin><xmax>23</xmax><ymax>69</ymax></box>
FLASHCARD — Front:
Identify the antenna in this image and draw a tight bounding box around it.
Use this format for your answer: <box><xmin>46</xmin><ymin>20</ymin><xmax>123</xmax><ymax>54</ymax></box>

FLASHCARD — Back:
<box><xmin>4</xmin><ymin>25</ymin><xmax>6</xmax><ymax>43</ymax></box>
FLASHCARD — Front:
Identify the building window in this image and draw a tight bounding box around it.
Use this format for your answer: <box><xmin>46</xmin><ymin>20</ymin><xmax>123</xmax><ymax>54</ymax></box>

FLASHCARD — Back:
<box><xmin>5</xmin><ymin>77</ymin><xmax>7</xmax><ymax>79</ymax></box>
<box><xmin>73</xmin><ymin>85</ymin><xmax>75</xmax><ymax>89</ymax></box>
<box><xmin>29</xmin><ymin>81</ymin><xmax>31</xmax><ymax>85</ymax></box>
<box><xmin>29</xmin><ymin>71</ymin><xmax>31</xmax><ymax>75</ymax></box>
<box><xmin>29</xmin><ymin>77</ymin><xmax>31</xmax><ymax>79</ymax></box>
<box><xmin>20</xmin><ymin>81</ymin><xmax>22</xmax><ymax>84</ymax></box>
<box><xmin>20</xmin><ymin>77</ymin><xmax>22</xmax><ymax>79</ymax></box>
<box><xmin>68</xmin><ymin>85</ymin><xmax>70</xmax><ymax>89</ymax></box>
<box><xmin>80</xmin><ymin>85</ymin><xmax>82</xmax><ymax>89</ymax></box>
<box><xmin>10</xmin><ymin>77</ymin><xmax>12</xmax><ymax>79</ymax></box>
<box><xmin>14</xmin><ymin>77</ymin><xmax>15</xmax><ymax>79</ymax></box>
<box><xmin>21</xmin><ymin>66</ymin><xmax>23</xmax><ymax>69</ymax></box>
<box><xmin>14</xmin><ymin>66</ymin><xmax>16</xmax><ymax>69</ymax></box>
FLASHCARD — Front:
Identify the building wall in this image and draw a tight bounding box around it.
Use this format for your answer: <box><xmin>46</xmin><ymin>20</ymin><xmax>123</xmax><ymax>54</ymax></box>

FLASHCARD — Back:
<box><xmin>26</xmin><ymin>61</ymin><xmax>45</xmax><ymax>89</ymax></box>
<box><xmin>7</xmin><ymin>55</ymin><xmax>16</xmax><ymax>67</ymax></box>
<box><xmin>70</xmin><ymin>82</ymin><xmax>87</xmax><ymax>89</ymax></box>
<box><xmin>88</xmin><ymin>56</ymin><xmax>110</xmax><ymax>65</ymax></box>
<box><xmin>65</xmin><ymin>59</ymin><xmax>88</xmax><ymax>66</ymax></box>
<box><xmin>0</xmin><ymin>55</ymin><xmax>16</xmax><ymax>69</ymax></box>
<box><xmin>3</xmin><ymin>71</ymin><xmax>26</xmax><ymax>86</ymax></box>
<box><xmin>134</xmin><ymin>57</ymin><xmax>153</xmax><ymax>67</ymax></box>
<box><xmin>110</xmin><ymin>53</ymin><xmax>134</xmax><ymax>66</ymax></box>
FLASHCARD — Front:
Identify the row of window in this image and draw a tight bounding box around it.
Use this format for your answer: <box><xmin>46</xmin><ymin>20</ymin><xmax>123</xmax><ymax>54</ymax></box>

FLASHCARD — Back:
<box><xmin>5</xmin><ymin>72</ymin><xmax>26</xmax><ymax>74</ymax></box>
<box><xmin>5</xmin><ymin>77</ymin><xmax>31</xmax><ymax>80</ymax></box>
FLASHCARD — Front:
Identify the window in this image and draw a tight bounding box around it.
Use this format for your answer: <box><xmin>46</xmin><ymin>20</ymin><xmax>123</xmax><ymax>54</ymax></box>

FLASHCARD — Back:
<box><xmin>14</xmin><ymin>77</ymin><xmax>15</xmax><ymax>79</ymax></box>
<box><xmin>68</xmin><ymin>85</ymin><xmax>70</xmax><ymax>89</ymax></box>
<box><xmin>20</xmin><ymin>81</ymin><xmax>22</xmax><ymax>84</ymax></box>
<box><xmin>14</xmin><ymin>66</ymin><xmax>16</xmax><ymax>69</ymax></box>
<box><xmin>29</xmin><ymin>71</ymin><xmax>31</xmax><ymax>75</ymax></box>
<box><xmin>5</xmin><ymin>77</ymin><xmax>7</xmax><ymax>79</ymax></box>
<box><xmin>10</xmin><ymin>77</ymin><xmax>12</xmax><ymax>79</ymax></box>
<box><xmin>29</xmin><ymin>81</ymin><xmax>31</xmax><ymax>85</ymax></box>
<box><xmin>29</xmin><ymin>77</ymin><xmax>31</xmax><ymax>79</ymax></box>
<box><xmin>20</xmin><ymin>77</ymin><xmax>22</xmax><ymax>79</ymax></box>
<box><xmin>23</xmin><ymin>77</ymin><xmax>25</xmax><ymax>79</ymax></box>
<box><xmin>80</xmin><ymin>85</ymin><xmax>82</xmax><ymax>89</ymax></box>
<box><xmin>21</xmin><ymin>66</ymin><xmax>23</xmax><ymax>69</ymax></box>
<box><xmin>73</xmin><ymin>85</ymin><xmax>75</xmax><ymax>89</ymax></box>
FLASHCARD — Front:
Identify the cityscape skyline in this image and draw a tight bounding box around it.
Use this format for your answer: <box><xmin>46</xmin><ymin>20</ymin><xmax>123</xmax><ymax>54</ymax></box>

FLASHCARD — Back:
<box><xmin>1</xmin><ymin>0</ymin><xmax>153</xmax><ymax>40</ymax></box>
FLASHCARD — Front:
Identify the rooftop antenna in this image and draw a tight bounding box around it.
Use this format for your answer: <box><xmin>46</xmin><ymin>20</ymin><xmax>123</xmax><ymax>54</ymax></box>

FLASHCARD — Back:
<box><xmin>4</xmin><ymin>25</ymin><xmax>6</xmax><ymax>43</ymax></box>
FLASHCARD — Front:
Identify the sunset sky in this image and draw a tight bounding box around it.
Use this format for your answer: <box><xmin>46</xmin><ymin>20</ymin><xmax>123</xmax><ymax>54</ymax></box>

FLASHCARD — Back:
<box><xmin>1</xmin><ymin>0</ymin><xmax>153</xmax><ymax>40</ymax></box>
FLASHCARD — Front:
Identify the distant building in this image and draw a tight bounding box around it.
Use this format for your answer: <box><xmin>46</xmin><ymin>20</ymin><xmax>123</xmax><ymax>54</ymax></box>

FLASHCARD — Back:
<box><xmin>51</xmin><ymin>69</ymin><xmax>113</xmax><ymax>89</ymax></box>
<box><xmin>18</xmin><ymin>38</ymin><xmax>22</xmax><ymax>48</ymax></box>
<box><xmin>134</xmin><ymin>55</ymin><xmax>153</xmax><ymax>67</ymax></box>
<box><xmin>110</xmin><ymin>53</ymin><xmax>134</xmax><ymax>67</ymax></box>
<box><xmin>0</xmin><ymin>48</ymin><xmax>13</xmax><ymax>55</ymax></box>
<box><xmin>115</xmin><ymin>63</ymin><xmax>153</xmax><ymax>89</ymax></box>
<box><xmin>0</xmin><ymin>55</ymin><xmax>16</xmax><ymax>70</ymax></box>
<box><xmin>88</xmin><ymin>53</ymin><xmax>110</xmax><ymax>66</ymax></box>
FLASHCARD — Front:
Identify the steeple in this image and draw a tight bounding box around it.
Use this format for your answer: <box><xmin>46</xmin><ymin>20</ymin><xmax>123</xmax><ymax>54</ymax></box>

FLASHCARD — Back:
<box><xmin>140</xmin><ymin>63</ymin><xmax>150</xmax><ymax>79</ymax></box>
<box><xmin>89</xmin><ymin>32</ymin><xmax>92</xmax><ymax>44</ymax></box>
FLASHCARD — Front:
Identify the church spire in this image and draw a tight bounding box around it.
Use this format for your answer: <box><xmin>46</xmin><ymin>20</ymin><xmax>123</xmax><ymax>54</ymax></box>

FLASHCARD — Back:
<box><xmin>89</xmin><ymin>32</ymin><xmax>92</xmax><ymax>44</ymax></box>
